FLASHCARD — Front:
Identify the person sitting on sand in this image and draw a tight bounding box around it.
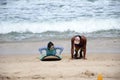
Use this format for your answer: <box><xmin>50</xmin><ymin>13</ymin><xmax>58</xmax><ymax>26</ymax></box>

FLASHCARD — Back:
<box><xmin>39</xmin><ymin>41</ymin><xmax>64</xmax><ymax>58</ymax></box>
<box><xmin>71</xmin><ymin>35</ymin><xmax>87</xmax><ymax>59</ymax></box>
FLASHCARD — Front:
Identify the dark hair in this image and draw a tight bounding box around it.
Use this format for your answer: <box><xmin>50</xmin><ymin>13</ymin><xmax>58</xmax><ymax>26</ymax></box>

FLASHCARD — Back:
<box><xmin>75</xmin><ymin>35</ymin><xmax>81</xmax><ymax>40</ymax></box>
<box><xmin>47</xmin><ymin>41</ymin><xmax>54</xmax><ymax>50</ymax></box>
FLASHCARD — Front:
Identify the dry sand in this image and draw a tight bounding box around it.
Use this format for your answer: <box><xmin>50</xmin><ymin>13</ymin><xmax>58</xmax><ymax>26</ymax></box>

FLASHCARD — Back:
<box><xmin>0</xmin><ymin>38</ymin><xmax>120</xmax><ymax>80</ymax></box>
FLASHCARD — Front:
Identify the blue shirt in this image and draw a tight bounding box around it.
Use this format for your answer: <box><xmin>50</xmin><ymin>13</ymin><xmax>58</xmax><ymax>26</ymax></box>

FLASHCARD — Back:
<box><xmin>39</xmin><ymin>46</ymin><xmax>63</xmax><ymax>56</ymax></box>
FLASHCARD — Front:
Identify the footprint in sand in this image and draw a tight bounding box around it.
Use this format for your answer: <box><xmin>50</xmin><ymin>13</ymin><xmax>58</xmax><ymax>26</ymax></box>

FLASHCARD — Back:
<box><xmin>82</xmin><ymin>70</ymin><xmax>95</xmax><ymax>77</ymax></box>
<box><xmin>32</xmin><ymin>75</ymin><xmax>45</xmax><ymax>79</ymax></box>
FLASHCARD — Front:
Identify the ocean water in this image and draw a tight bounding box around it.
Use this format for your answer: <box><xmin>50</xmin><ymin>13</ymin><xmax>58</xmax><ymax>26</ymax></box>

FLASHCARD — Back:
<box><xmin>0</xmin><ymin>0</ymin><xmax>120</xmax><ymax>41</ymax></box>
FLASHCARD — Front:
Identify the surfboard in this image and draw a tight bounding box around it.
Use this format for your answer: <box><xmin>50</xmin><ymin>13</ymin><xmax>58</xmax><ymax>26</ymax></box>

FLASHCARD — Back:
<box><xmin>39</xmin><ymin>55</ymin><xmax>62</xmax><ymax>61</ymax></box>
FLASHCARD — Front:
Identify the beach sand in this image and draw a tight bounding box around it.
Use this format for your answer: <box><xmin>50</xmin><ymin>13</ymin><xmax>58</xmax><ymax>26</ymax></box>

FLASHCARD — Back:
<box><xmin>0</xmin><ymin>38</ymin><xmax>120</xmax><ymax>80</ymax></box>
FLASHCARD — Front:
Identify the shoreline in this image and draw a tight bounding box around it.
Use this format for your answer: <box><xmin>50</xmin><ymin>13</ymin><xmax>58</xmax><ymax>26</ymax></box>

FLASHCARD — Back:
<box><xmin>0</xmin><ymin>37</ymin><xmax>120</xmax><ymax>55</ymax></box>
<box><xmin>0</xmin><ymin>37</ymin><xmax>120</xmax><ymax>43</ymax></box>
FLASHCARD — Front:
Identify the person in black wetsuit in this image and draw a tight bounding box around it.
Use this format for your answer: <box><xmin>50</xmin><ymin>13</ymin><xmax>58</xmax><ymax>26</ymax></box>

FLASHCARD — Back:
<box><xmin>71</xmin><ymin>35</ymin><xmax>87</xmax><ymax>59</ymax></box>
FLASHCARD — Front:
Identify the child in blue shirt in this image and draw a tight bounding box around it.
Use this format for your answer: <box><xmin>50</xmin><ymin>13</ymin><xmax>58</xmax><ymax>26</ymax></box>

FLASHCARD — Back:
<box><xmin>39</xmin><ymin>41</ymin><xmax>64</xmax><ymax>60</ymax></box>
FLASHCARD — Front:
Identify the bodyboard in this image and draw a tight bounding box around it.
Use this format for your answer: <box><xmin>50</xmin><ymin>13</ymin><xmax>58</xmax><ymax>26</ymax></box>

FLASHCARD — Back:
<box><xmin>39</xmin><ymin>55</ymin><xmax>62</xmax><ymax>61</ymax></box>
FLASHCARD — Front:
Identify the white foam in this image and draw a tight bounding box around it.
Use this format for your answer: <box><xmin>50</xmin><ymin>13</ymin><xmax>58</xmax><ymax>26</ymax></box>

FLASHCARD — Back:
<box><xmin>0</xmin><ymin>18</ymin><xmax>120</xmax><ymax>33</ymax></box>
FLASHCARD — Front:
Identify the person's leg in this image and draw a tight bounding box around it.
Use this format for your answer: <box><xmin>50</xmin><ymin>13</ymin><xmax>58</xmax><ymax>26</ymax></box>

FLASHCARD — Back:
<box><xmin>74</xmin><ymin>50</ymin><xmax>78</xmax><ymax>59</ymax></box>
<box><xmin>79</xmin><ymin>49</ymin><xmax>83</xmax><ymax>59</ymax></box>
<box><xmin>74</xmin><ymin>50</ymin><xmax>78</xmax><ymax>58</ymax></box>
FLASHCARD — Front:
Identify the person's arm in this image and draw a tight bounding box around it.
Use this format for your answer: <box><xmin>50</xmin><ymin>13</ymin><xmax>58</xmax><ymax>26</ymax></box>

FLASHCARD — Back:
<box><xmin>71</xmin><ymin>37</ymin><xmax>75</xmax><ymax>59</ymax></box>
<box><xmin>54</xmin><ymin>46</ymin><xmax>64</xmax><ymax>54</ymax></box>
<box><xmin>82</xmin><ymin>36</ymin><xmax>87</xmax><ymax>59</ymax></box>
<box><xmin>39</xmin><ymin>47</ymin><xmax>47</xmax><ymax>54</ymax></box>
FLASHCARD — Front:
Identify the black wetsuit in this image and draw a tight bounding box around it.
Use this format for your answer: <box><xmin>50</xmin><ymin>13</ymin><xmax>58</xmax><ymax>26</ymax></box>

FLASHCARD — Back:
<box><xmin>74</xmin><ymin>35</ymin><xmax>84</xmax><ymax>59</ymax></box>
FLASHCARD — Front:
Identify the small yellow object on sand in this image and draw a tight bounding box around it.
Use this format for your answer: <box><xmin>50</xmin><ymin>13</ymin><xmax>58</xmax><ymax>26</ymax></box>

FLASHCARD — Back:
<box><xmin>97</xmin><ymin>74</ymin><xmax>103</xmax><ymax>80</ymax></box>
